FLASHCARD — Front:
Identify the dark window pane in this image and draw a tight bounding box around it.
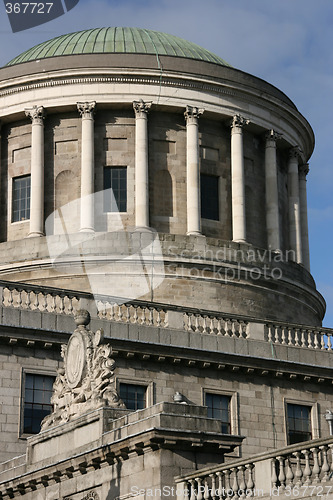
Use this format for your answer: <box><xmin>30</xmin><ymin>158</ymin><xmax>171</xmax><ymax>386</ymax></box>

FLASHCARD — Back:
<box><xmin>287</xmin><ymin>404</ymin><xmax>312</xmax><ymax>444</ymax></box>
<box><xmin>119</xmin><ymin>383</ymin><xmax>146</xmax><ymax>411</ymax></box>
<box><xmin>23</xmin><ymin>374</ymin><xmax>55</xmax><ymax>435</ymax></box>
<box><xmin>12</xmin><ymin>175</ymin><xmax>31</xmax><ymax>222</ymax></box>
<box><xmin>104</xmin><ymin>167</ymin><xmax>127</xmax><ymax>212</ymax></box>
<box><xmin>201</xmin><ymin>174</ymin><xmax>219</xmax><ymax>220</ymax></box>
<box><xmin>206</xmin><ymin>393</ymin><xmax>231</xmax><ymax>434</ymax></box>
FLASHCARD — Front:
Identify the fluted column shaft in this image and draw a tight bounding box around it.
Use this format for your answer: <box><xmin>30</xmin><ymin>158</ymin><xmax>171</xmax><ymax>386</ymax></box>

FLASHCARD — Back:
<box><xmin>133</xmin><ymin>100</ymin><xmax>152</xmax><ymax>230</ymax></box>
<box><xmin>265</xmin><ymin>130</ymin><xmax>281</xmax><ymax>250</ymax></box>
<box><xmin>77</xmin><ymin>101</ymin><xmax>96</xmax><ymax>233</ymax></box>
<box><xmin>299</xmin><ymin>164</ymin><xmax>310</xmax><ymax>270</ymax></box>
<box><xmin>231</xmin><ymin>115</ymin><xmax>249</xmax><ymax>243</ymax></box>
<box><xmin>288</xmin><ymin>148</ymin><xmax>302</xmax><ymax>263</ymax></box>
<box><xmin>25</xmin><ymin>106</ymin><xmax>45</xmax><ymax>237</ymax></box>
<box><xmin>185</xmin><ymin>106</ymin><xmax>204</xmax><ymax>235</ymax></box>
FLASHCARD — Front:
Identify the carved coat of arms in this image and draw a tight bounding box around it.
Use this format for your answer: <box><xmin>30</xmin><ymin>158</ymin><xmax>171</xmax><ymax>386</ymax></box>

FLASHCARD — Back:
<box><xmin>42</xmin><ymin>309</ymin><xmax>124</xmax><ymax>429</ymax></box>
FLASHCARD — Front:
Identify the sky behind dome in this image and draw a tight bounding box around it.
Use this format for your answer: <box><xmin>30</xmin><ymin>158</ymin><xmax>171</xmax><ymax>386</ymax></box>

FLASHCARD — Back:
<box><xmin>0</xmin><ymin>0</ymin><xmax>332</xmax><ymax>326</ymax></box>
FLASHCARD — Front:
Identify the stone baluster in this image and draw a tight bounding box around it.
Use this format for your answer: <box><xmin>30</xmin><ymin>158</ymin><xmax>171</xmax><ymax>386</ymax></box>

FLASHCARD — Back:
<box><xmin>185</xmin><ymin>105</ymin><xmax>204</xmax><ymax>235</ymax></box>
<box><xmin>271</xmin><ymin>458</ymin><xmax>278</xmax><ymax>489</ymax></box>
<box><xmin>25</xmin><ymin>105</ymin><xmax>46</xmax><ymax>237</ymax></box>
<box><xmin>77</xmin><ymin>101</ymin><xmax>96</xmax><ymax>233</ymax></box>
<box><xmin>203</xmin><ymin>478</ymin><xmax>210</xmax><ymax>500</ymax></box>
<box><xmin>277</xmin><ymin>456</ymin><xmax>286</xmax><ymax>490</ymax></box>
<box><xmin>231</xmin><ymin>115</ymin><xmax>249</xmax><ymax>243</ymax></box>
<box><xmin>231</xmin><ymin>467</ymin><xmax>239</xmax><ymax>498</ymax></box>
<box><xmin>196</xmin><ymin>478</ymin><xmax>203</xmax><ymax>500</ymax></box>
<box><xmin>216</xmin><ymin>472</ymin><xmax>223</xmax><ymax>500</ymax></box>
<box><xmin>311</xmin><ymin>447</ymin><xmax>320</xmax><ymax>483</ymax></box>
<box><xmin>320</xmin><ymin>445</ymin><xmax>330</xmax><ymax>482</ymax></box>
<box><xmin>224</xmin><ymin>469</ymin><xmax>232</xmax><ymax>493</ymax></box>
<box><xmin>293</xmin><ymin>452</ymin><xmax>303</xmax><ymax>485</ymax></box>
<box><xmin>299</xmin><ymin>163</ymin><xmax>310</xmax><ymax>271</ymax></box>
<box><xmin>210</xmin><ymin>474</ymin><xmax>217</xmax><ymax>500</ymax></box>
<box><xmin>265</xmin><ymin>130</ymin><xmax>281</xmax><ymax>251</ymax></box>
<box><xmin>302</xmin><ymin>449</ymin><xmax>312</xmax><ymax>484</ymax></box>
<box><xmin>246</xmin><ymin>464</ymin><xmax>254</xmax><ymax>493</ymax></box>
<box><xmin>133</xmin><ymin>99</ymin><xmax>152</xmax><ymax>231</ymax></box>
<box><xmin>288</xmin><ymin>147</ymin><xmax>302</xmax><ymax>263</ymax></box>
<box><xmin>285</xmin><ymin>457</ymin><xmax>294</xmax><ymax>486</ymax></box>
<box><xmin>189</xmin><ymin>480</ymin><xmax>196</xmax><ymax>500</ymax></box>
<box><xmin>238</xmin><ymin>466</ymin><xmax>246</xmax><ymax>498</ymax></box>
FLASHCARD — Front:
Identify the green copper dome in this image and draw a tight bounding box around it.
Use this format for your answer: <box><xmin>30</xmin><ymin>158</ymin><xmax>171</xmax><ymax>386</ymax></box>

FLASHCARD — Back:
<box><xmin>6</xmin><ymin>27</ymin><xmax>231</xmax><ymax>67</ymax></box>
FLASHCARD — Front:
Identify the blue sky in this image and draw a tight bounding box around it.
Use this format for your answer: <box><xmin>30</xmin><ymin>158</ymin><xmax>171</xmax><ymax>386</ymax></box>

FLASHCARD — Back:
<box><xmin>0</xmin><ymin>0</ymin><xmax>332</xmax><ymax>326</ymax></box>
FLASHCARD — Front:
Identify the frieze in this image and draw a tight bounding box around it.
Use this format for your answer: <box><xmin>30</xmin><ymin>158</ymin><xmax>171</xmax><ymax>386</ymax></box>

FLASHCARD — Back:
<box><xmin>41</xmin><ymin>309</ymin><xmax>124</xmax><ymax>429</ymax></box>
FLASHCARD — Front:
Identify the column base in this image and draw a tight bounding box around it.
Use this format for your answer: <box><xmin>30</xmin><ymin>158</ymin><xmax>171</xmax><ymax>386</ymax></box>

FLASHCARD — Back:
<box><xmin>186</xmin><ymin>231</ymin><xmax>202</xmax><ymax>236</ymax></box>
<box><xmin>28</xmin><ymin>232</ymin><xmax>44</xmax><ymax>238</ymax></box>
<box><xmin>79</xmin><ymin>228</ymin><xmax>95</xmax><ymax>234</ymax></box>
<box><xmin>232</xmin><ymin>238</ymin><xmax>248</xmax><ymax>244</ymax></box>
<box><xmin>134</xmin><ymin>226</ymin><xmax>153</xmax><ymax>233</ymax></box>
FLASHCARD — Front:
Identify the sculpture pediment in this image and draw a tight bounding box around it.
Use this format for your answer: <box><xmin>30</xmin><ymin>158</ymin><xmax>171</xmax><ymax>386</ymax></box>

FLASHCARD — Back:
<box><xmin>42</xmin><ymin>309</ymin><xmax>124</xmax><ymax>430</ymax></box>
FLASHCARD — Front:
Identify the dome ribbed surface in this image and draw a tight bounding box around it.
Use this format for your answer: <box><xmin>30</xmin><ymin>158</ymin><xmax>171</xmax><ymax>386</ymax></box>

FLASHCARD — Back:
<box><xmin>6</xmin><ymin>27</ymin><xmax>232</xmax><ymax>67</ymax></box>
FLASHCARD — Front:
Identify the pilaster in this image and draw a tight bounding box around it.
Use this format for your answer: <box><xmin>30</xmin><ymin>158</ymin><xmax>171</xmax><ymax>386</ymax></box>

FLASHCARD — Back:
<box><xmin>25</xmin><ymin>105</ymin><xmax>46</xmax><ymax>237</ymax></box>
<box><xmin>265</xmin><ymin>129</ymin><xmax>282</xmax><ymax>251</ymax></box>
<box><xmin>230</xmin><ymin>114</ymin><xmax>249</xmax><ymax>243</ymax></box>
<box><xmin>77</xmin><ymin>101</ymin><xmax>96</xmax><ymax>233</ymax></box>
<box><xmin>133</xmin><ymin>99</ymin><xmax>152</xmax><ymax>231</ymax></box>
<box><xmin>185</xmin><ymin>105</ymin><xmax>204</xmax><ymax>235</ymax></box>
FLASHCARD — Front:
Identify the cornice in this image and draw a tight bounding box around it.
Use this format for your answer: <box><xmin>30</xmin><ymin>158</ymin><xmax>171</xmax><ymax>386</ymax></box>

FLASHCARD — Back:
<box><xmin>0</xmin><ymin>70</ymin><xmax>314</xmax><ymax>158</ymax></box>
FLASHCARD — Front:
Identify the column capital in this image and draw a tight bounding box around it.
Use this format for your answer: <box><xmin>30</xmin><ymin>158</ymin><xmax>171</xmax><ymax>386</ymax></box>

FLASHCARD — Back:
<box><xmin>133</xmin><ymin>99</ymin><xmax>152</xmax><ymax>117</ymax></box>
<box><xmin>25</xmin><ymin>105</ymin><xmax>46</xmax><ymax>124</ymax></box>
<box><xmin>77</xmin><ymin>101</ymin><xmax>96</xmax><ymax>119</ymax></box>
<box><xmin>299</xmin><ymin>163</ymin><xmax>310</xmax><ymax>179</ymax></box>
<box><xmin>184</xmin><ymin>105</ymin><xmax>204</xmax><ymax>123</ymax></box>
<box><xmin>289</xmin><ymin>146</ymin><xmax>302</xmax><ymax>161</ymax></box>
<box><xmin>230</xmin><ymin>114</ymin><xmax>250</xmax><ymax>130</ymax></box>
<box><xmin>265</xmin><ymin>129</ymin><xmax>282</xmax><ymax>143</ymax></box>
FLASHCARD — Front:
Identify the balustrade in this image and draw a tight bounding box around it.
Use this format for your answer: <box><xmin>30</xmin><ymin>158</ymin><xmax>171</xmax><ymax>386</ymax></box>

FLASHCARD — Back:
<box><xmin>176</xmin><ymin>437</ymin><xmax>333</xmax><ymax>500</ymax></box>
<box><xmin>0</xmin><ymin>281</ymin><xmax>332</xmax><ymax>352</ymax></box>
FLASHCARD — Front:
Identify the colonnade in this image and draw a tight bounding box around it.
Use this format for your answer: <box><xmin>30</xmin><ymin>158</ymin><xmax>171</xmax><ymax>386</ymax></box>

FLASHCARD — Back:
<box><xmin>23</xmin><ymin>102</ymin><xmax>311</xmax><ymax>270</ymax></box>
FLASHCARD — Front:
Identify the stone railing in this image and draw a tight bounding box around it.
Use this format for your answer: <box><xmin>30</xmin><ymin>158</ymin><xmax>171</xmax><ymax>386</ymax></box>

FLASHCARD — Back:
<box><xmin>175</xmin><ymin>437</ymin><xmax>333</xmax><ymax>500</ymax></box>
<box><xmin>266</xmin><ymin>323</ymin><xmax>333</xmax><ymax>350</ymax></box>
<box><xmin>0</xmin><ymin>280</ymin><xmax>333</xmax><ymax>350</ymax></box>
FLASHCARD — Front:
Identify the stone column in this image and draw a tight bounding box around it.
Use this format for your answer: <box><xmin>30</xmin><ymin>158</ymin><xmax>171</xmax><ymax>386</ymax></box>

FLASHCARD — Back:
<box><xmin>265</xmin><ymin>130</ymin><xmax>281</xmax><ymax>251</ymax></box>
<box><xmin>133</xmin><ymin>99</ymin><xmax>152</xmax><ymax>230</ymax></box>
<box><xmin>288</xmin><ymin>147</ymin><xmax>302</xmax><ymax>263</ymax></box>
<box><xmin>25</xmin><ymin>105</ymin><xmax>46</xmax><ymax>237</ymax></box>
<box><xmin>299</xmin><ymin>163</ymin><xmax>310</xmax><ymax>271</ymax></box>
<box><xmin>77</xmin><ymin>101</ymin><xmax>96</xmax><ymax>233</ymax></box>
<box><xmin>185</xmin><ymin>105</ymin><xmax>204</xmax><ymax>235</ymax></box>
<box><xmin>231</xmin><ymin>114</ymin><xmax>249</xmax><ymax>243</ymax></box>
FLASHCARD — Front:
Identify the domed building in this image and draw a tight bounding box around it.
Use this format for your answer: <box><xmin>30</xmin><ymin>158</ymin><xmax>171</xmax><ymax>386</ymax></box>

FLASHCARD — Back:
<box><xmin>0</xmin><ymin>27</ymin><xmax>332</xmax><ymax>500</ymax></box>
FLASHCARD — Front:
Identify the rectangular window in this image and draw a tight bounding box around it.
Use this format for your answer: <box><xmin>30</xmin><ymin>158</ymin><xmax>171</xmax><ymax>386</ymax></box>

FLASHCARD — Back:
<box><xmin>287</xmin><ymin>404</ymin><xmax>312</xmax><ymax>444</ymax></box>
<box><xmin>119</xmin><ymin>383</ymin><xmax>146</xmax><ymax>411</ymax></box>
<box><xmin>201</xmin><ymin>174</ymin><xmax>219</xmax><ymax>221</ymax></box>
<box><xmin>23</xmin><ymin>374</ymin><xmax>54</xmax><ymax>434</ymax></box>
<box><xmin>206</xmin><ymin>393</ymin><xmax>231</xmax><ymax>434</ymax></box>
<box><xmin>103</xmin><ymin>167</ymin><xmax>127</xmax><ymax>212</ymax></box>
<box><xmin>12</xmin><ymin>175</ymin><xmax>31</xmax><ymax>222</ymax></box>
